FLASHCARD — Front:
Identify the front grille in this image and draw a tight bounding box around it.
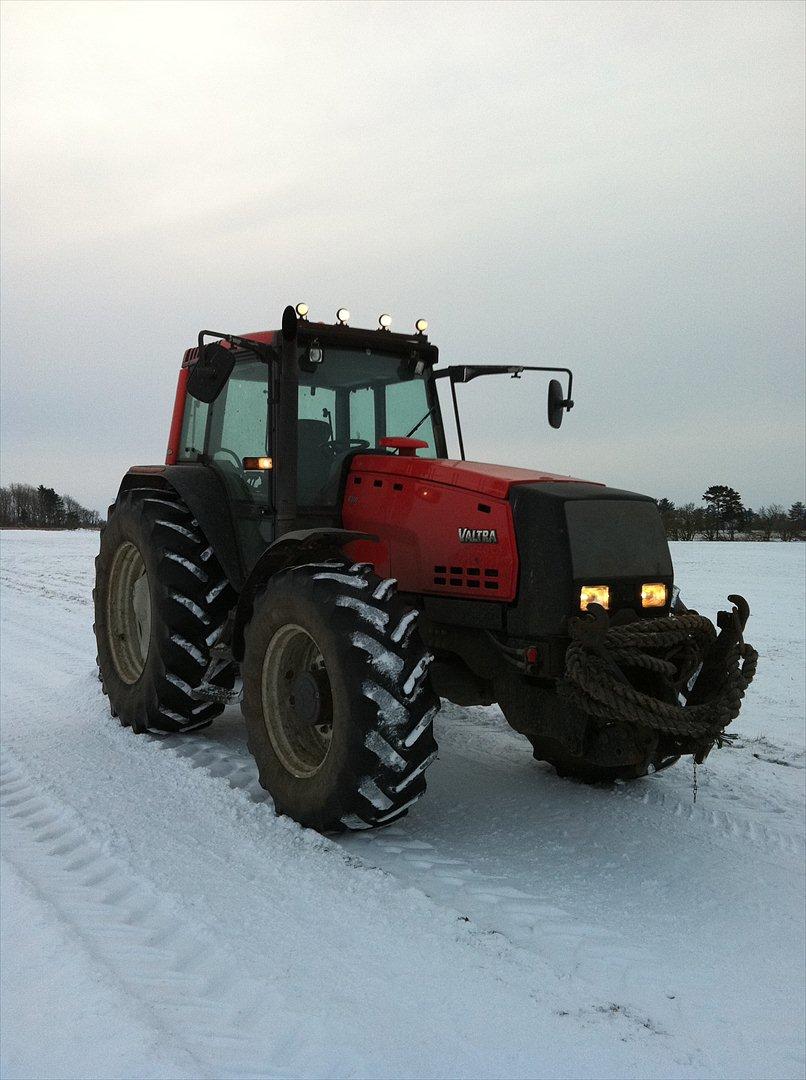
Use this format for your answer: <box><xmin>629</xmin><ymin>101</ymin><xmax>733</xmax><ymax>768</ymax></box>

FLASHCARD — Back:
<box><xmin>433</xmin><ymin>565</ymin><xmax>499</xmax><ymax>590</ymax></box>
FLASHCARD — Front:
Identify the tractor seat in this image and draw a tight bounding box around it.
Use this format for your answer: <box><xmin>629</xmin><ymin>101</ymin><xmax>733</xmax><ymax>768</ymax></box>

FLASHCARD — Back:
<box><xmin>297</xmin><ymin>419</ymin><xmax>334</xmax><ymax>505</ymax></box>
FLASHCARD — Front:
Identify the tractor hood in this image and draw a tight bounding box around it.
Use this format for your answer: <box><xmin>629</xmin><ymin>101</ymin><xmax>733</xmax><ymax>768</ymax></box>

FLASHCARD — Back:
<box><xmin>348</xmin><ymin>454</ymin><xmax>600</xmax><ymax>500</ymax></box>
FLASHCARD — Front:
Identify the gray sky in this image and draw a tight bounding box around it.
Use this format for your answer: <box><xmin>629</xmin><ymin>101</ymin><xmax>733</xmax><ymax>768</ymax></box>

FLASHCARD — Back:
<box><xmin>2</xmin><ymin>0</ymin><xmax>804</xmax><ymax>514</ymax></box>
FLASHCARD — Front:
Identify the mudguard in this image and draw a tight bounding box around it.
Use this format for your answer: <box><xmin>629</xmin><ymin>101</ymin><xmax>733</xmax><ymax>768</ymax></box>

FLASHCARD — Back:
<box><xmin>231</xmin><ymin>528</ymin><xmax>377</xmax><ymax>660</ymax></box>
<box><xmin>119</xmin><ymin>466</ymin><xmax>244</xmax><ymax>590</ymax></box>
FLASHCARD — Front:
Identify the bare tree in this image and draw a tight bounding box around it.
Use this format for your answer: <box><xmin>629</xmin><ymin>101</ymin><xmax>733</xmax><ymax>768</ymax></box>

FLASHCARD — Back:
<box><xmin>0</xmin><ymin>483</ymin><xmax>101</xmax><ymax>529</ymax></box>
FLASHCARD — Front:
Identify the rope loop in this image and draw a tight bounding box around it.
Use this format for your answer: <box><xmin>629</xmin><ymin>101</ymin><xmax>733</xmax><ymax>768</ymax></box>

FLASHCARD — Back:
<box><xmin>562</xmin><ymin>609</ymin><xmax>757</xmax><ymax>742</ymax></box>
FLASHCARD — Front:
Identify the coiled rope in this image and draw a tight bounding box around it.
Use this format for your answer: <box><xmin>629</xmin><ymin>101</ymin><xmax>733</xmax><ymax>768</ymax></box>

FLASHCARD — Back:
<box><xmin>562</xmin><ymin>609</ymin><xmax>758</xmax><ymax>742</ymax></box>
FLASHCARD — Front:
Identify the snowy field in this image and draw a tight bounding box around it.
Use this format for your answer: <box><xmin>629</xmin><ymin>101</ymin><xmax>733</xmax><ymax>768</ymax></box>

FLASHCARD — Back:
<box><xmin>1</xmin><ymin>531</ymin><xmax>804</xmax><ymax>1080</ymax></box>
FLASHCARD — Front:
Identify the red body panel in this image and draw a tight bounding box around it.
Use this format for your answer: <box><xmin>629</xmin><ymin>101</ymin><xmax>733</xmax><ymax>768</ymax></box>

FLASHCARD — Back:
<box><xmin>347</xmin><ymin>455</ymin><xmax>596</xmax><ymax>500</ymax></box>
<box><xmin>242</xmin><ymin>331</ymin><xmax>279</xmax><ymax>347</ymax></box>
<box><xmin>342</xmin><ymin>456</ymin><xmax>599</xmax><ymax>602</ymax></box>
<box><xmin>165</xmin><ymin>367</ymin><xmax>189</xmax><ymax>465</ymax></box>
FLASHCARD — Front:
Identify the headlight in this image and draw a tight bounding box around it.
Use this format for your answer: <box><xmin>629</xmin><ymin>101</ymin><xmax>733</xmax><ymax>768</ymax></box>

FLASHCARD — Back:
<box><xmin>580</xmin><ymin>585</ymin><xmax>609</xmax><ymax>611</ymax></box>
<box><xmin>641</xmin><ymin>582</ymin><xmax>667</xmax><ymax>608</ymax></box>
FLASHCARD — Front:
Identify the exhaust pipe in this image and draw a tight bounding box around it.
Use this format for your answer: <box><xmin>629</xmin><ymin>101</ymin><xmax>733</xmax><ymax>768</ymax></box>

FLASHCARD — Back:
<box><xmin>275</xmin><ymin>305</ymin><xmax>299</xmax><ymax>537</ymax></box>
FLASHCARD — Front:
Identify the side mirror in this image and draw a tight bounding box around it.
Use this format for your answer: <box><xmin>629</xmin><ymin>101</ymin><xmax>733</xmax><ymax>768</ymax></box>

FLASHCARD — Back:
<box><xmin>547</xmin><ymin>378</ymin><xmax>565</xmax><ymax>429</ymax></box>
<box><xmin>187</xmin><ymin>342</ymin><xmax>236</xmax><ymax>403</ymax></box>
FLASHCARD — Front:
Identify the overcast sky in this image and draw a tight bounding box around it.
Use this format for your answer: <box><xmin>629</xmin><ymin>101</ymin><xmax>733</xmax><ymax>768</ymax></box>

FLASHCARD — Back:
<box><xmin>1</xmin><ymin>0</ymin><xmax>804</xmax><ymax>514</ymax></box>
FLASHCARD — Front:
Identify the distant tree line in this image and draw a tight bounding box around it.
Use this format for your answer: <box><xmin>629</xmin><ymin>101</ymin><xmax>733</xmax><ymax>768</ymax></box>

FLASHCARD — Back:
<box><xmin>658</xmin><ymin>486</ymin><xmax>805</xmax><ymax>541</ymax></box>
<box><xmin>0</xmin><ymin>483</ymin><xmax>102</xmax><ymax>529</ymax></box>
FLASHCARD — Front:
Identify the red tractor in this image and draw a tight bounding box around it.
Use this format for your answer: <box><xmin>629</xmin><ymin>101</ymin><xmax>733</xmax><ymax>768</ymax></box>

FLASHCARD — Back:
<box><xmin>94</xmin><ymin>304</ymin><xmax>756</xmax><ymax>831</ymax></box>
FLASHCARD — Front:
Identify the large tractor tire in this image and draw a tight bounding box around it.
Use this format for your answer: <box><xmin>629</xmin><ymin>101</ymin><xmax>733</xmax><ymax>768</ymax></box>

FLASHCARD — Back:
<box><xmin>94</xmin><ymin>487</ymin><xmax>236</xmax><ymax>734</ymax></box>
<box><xmin>241</xmin><ymin>561</ymin><xmax>439</xmax><ymax>832</ymax></box>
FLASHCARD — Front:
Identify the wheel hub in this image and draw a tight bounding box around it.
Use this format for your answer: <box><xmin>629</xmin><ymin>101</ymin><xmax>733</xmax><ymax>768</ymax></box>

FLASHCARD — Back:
<box><xmin>289</xmin><ymin>669</ymin><xmax>332</xmax><ymax>728</ymax></box>
<box><xmin>106</xmin><ymin>541</ymin><xmax>151</xmax><ymax>685</ymax></box>
<box><xmin>261</xmin><ymin>624</ymin><xmax>334</xmax><ymax>778</ymax></box>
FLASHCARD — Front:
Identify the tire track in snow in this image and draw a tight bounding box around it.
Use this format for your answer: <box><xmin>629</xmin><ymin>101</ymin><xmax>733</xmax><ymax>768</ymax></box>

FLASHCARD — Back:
<box><xmin>135</xmin><ymin>717</ymin><xmax>802</xmax><ymax>992</ymax></box>
<box><xmin>607</xmin><ymin>772</ymin><xmax>805</xmax><ymax>857</ymax></box>
<box><xmin>0</xmin><ymin>749</ymin><xmax>323</xmax><ymax>1080</ymax></box>
<box><xmin>155</xmin><ymin>717</ymin><xmax>804</xmax><ymax>861</ymax></box>
<box><xmin>3</xmin><ymin>720</ymin><xmax>680</xmax><ymax>1076</ymax></box>
<box><xmin>140</xmin><ymin>727</ymin><xmax>661</xmax><ymax>996</ymax></box>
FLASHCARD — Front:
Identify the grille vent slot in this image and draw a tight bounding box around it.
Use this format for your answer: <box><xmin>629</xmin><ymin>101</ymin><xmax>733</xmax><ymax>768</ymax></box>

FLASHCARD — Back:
<box><xmin>433</xmin><ymin>565</ymin><xmax>499</xmax><ymax>590</ymax></box>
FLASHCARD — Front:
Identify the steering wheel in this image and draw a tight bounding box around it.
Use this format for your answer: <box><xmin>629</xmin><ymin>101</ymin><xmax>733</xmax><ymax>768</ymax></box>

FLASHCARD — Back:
<box><xmin>328</xmin><ymin>438</ymin><xmax>370</xmax><ymax>453</ymax></box>
<box><xmin>211</xmin><ymin>449</ymin><xmax>259</xmax><ymax>499</ymax></box>
<box><xmin>212</xmin><ymin>448</ymin><xmax>243</xmax><ymax>470</ymax></box>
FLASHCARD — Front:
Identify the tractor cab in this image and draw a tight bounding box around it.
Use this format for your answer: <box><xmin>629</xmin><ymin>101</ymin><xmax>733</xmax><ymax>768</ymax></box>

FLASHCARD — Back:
<box><xmin>170</xmin><ymin>304</ymin><xmax>573</xmax><ymax>576</ymax></box>
<box><xmin>173</xmin><ymin>308</ymin><xmax>449</xmax><ymax>571</ymax></box>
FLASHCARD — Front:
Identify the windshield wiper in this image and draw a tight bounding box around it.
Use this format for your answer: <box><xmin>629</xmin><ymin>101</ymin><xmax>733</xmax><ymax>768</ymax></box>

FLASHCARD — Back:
<box><xmin>405</xmin><ymin>407</ymin><xmax>435</xmax><ymax>439</ymax></box>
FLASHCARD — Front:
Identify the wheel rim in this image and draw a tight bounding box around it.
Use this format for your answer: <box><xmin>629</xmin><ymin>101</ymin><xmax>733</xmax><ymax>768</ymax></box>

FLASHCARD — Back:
<box><xmin>261</xmin><ymin>624</ymin><xmax>333</xmax><ymax>779</ymax></box>
<box><xmin>106</xmin><ymin>541</ymin><xmax>151</xmax><ymax>684</ymax></box>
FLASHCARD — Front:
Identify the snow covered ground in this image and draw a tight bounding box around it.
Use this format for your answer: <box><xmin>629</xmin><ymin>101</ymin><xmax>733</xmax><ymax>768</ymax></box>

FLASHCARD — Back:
<box><xmin>1</xmin><ymin>532</ymin><xmax>804</xmax><ymax>1080</ymax></box>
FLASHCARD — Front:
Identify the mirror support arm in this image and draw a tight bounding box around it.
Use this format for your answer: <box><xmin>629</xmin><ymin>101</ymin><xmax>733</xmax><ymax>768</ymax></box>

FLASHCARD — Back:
<box><xmin>197</xmin><ymin>331</ymin><xmax>278</xmax><ymax>363</ymax></box>
<box><xmin>433</xmin><ymin>363</ymin><xmax>575</xmax><ymax>459</ymax></box>
<box><xmin>449</xmin><ymin>377</ymin><xmax>466</xmax><ymax>461</ymax></box>
<box><xmin>435</xmin><ymin>364</ymin><xmax>573</xmax><ymax>406</ymax></box>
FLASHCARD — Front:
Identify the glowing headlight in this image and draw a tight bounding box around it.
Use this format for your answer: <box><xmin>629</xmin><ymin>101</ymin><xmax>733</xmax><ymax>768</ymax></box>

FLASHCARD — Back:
<box><xmin>295</xmin><ymin>302</ymin><xmax>309</xmax><ymax>318</ymax></box>
<box><xmin>243</xmin><ymin>456</ymin><xmax>273</xmax><ymax>471</ymax></box>
<box><xmin>580</xmin><ymin>585</ymin><xmax>610</xmax><ymax>612</ymax></box>
<box><xmin>641</xmin><ymin>582</ymin><xmax>668</xmax><ymax>608</ymax></box>
<box><xmin>415</xmin><ymin>318</ymin><xmax>428</xmax><ymax>334</ymax></box>
<box><xmin>379</xmin><ymin>313</ymin><xmax>392</xmax><ymax>330</ymax></box>
<box><xmin>336</xmin><ymin>308</ymin><xmax>350</xmax><ymax>325</ymax></box>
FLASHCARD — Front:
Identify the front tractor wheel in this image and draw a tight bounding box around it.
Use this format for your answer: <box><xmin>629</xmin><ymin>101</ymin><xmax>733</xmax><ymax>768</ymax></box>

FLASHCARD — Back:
<box><xmin>241</xmin><ymin>562</ymin><xmax>439</xmax><ymax>832</ymax></box>
<box><xmin>94</xmin><ymin>488</ymin><xmax>236</xmax><ymax>733</ymax></box>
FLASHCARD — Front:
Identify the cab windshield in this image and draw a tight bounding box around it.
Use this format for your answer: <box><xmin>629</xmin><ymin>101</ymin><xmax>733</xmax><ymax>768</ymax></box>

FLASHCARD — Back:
<box><xmin>299</xmin><ymin>347</ymin><xmax>436</xmax><ymax>451</ymax></box>
<box><xmin>297</xmin><ymin>346</ymin><xmax>439</xmax><ymax>504</ymax></box>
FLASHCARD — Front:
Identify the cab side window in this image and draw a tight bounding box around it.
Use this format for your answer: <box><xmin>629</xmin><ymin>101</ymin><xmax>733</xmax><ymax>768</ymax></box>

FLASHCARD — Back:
<box><xmin>297</xmin><ymin>385</ymin><xmax>336</xmax><ymax>506</ymax></box>
<box><xmin>349</xmin><ymin>387</ymin><xmax>375</xmax><ymax>445</ymax></box>
<box><xmin>206</xmin><ymin>359</ymin><xmax>270</xmax><ymax>500</ymax></box>
<box><xmin>178</xmin><ymin>396</ymin><xmax>208</xmax><ymax>460</ymax></box>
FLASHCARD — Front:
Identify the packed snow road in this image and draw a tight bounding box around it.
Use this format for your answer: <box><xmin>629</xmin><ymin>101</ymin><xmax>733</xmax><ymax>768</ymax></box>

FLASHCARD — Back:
<box><xmin>1</xmin><ymin>531</ymin><xmax>804</xmax><ymax>1080</ymax></box>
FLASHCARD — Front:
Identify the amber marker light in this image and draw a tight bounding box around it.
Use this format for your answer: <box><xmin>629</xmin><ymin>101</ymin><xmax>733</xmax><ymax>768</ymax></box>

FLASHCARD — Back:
<box><xmin>580</xmin><ymin>585</ymin><xmax>610</xmax><ymax>611</ymax></box>
<box><xmin>243</xmin><ymin>457</ymin><xmax>273</xmax><ymax>471</ymax></box>
<box><xmin>295</xmin><ymin>302</ymin><xmax>309</xmax><ymax>318</ymax></box>
<box><xmin>641</xmin><ymin>582</ymin><xmax>668</xmax><ymax>608</ymax></box>
<box><xmin>415</xmin><ymin>318</ymin><xmax>428</xmax><ymax>334</ymax></box>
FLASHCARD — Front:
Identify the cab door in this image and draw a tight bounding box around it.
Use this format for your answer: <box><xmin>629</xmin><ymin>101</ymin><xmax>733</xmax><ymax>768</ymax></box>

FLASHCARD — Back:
<box><xmin>204</xmin><ymin>357</ymin><xmax>273</xmax><ymax>573</ymax></box>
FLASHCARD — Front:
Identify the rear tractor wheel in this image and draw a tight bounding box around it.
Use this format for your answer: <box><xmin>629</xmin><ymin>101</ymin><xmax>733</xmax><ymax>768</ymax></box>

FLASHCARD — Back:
<box><xmin>93</xmin><ymin>487</ymin><xmax>236</xmax><ymax>733</ymax></box>
<box><xmin>241</xmin><ymin>561</ymin><xmax>439</xmax><ymax>832</ymax></box>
